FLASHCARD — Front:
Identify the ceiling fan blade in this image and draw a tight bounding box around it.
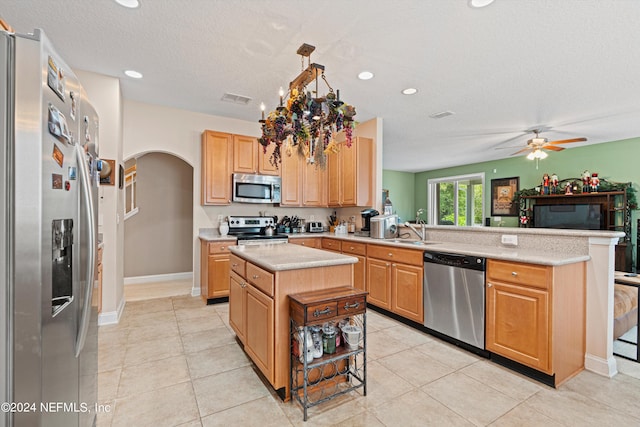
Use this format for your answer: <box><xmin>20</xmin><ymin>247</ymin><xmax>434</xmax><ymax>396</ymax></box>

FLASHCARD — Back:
<box><xmin>547</xmin><ymin>137</ymin><xmax>587</xmax><ymax>145</ymax></box>
<box><xmin>511</xmin><ymin>146</ymin><xmax>533</xmax><ymax>156</ymax></box>
<box><xmin>544</xmin><ymin>145</ymin><xmax>565</xmax><ymax>152</ymax></box>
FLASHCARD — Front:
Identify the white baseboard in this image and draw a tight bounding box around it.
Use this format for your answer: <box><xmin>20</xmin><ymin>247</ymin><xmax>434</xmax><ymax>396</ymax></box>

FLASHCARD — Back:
<box><xmin>124</xmin><ymin>272</ymin><xmax>193</xmax><ymax>285</ymax></box>
<box><xmin>98</xmin><ymin>296</ymin><xmax>126</xmax><ymax>326</ymax></box>
<box><xmin>584</xmin><ymin>353</ymin><xmax>618</xmax><ymax>378</ymax></box>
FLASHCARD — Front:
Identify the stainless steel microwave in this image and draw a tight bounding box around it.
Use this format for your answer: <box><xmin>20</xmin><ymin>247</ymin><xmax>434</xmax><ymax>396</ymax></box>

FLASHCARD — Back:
<box><xmin>232</xmin><ymin>173</ymin><xmax>281</xmax><ymax>204</ymax></box>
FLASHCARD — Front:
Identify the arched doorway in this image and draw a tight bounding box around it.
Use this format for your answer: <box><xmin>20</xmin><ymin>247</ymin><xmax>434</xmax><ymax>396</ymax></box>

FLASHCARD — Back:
<box><xmin>123</xmin><ymin>152</ymin><xmax>194</xmax><ymax>300</ymax></box>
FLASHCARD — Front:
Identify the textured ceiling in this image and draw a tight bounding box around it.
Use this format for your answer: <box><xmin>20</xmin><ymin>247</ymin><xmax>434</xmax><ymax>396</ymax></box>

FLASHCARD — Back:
<box><xmin>3</xmin><ymin>0</ymin><xmax>640</xmax><ymax>172</ymax></box>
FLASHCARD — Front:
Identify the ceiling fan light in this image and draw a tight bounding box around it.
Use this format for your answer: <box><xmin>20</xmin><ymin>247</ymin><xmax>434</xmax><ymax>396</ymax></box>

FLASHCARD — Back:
<box><xmin>539</xmin><ymin>150</ymin><xmax>548</xmax><ymax>159</ymax></box>
<box><xmin>526</xmin><ymin>151</ymin><xmax>536</xmax><ymax>160</ymax></box>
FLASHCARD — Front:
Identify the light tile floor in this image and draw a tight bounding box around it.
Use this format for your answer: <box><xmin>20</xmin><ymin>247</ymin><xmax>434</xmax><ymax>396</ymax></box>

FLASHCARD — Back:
<box><xmin>97</xmin><ymin>295</ymin><xmax>640</xmax><ymax>427</ymax></box>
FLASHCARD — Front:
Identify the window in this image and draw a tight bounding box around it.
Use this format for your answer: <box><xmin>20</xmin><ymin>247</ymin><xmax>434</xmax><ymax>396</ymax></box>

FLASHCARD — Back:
<box><xmin>428</xmin><ymin>173</ymin><xmax>484</xmax><ymax>226</ymax></box>
<box><xmin>124</xmin><ymin>160</ymin><xmax>138</xmax><ymax>220</ymax></box>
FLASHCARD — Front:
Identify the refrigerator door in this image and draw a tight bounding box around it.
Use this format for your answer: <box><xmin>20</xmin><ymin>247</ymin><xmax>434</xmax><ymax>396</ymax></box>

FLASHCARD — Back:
<box><xmin>0</xmin><ymin>30</ymin><xmax>12</xmax><ymax>427</ymax></box>
<box><xmin>11</xmin><ymin>30</ymin><xmax>97</xmax><ymax>427</ymax></box>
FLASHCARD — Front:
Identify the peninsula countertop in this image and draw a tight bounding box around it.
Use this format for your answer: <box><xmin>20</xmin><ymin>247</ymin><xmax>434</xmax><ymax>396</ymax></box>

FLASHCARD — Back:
<box><xmin>228</xmin><ymin>242</ymin><xmax>357</xmax><ymax>272</ymax></box>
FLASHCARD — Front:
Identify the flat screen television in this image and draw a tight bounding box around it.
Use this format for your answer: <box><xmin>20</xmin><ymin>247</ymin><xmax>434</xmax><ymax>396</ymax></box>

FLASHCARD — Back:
<box><xmin>533</xmin><ymin>203</ymin><xmax>603</xmax><ymax>230</ymax></box>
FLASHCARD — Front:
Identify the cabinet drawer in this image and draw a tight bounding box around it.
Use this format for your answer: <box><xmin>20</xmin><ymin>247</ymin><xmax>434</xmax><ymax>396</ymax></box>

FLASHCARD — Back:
<box><xmin>337</xmin><ymin>295</ymin><xmax>366</xmax><ymax>316</ymax></box>
<box><xmin>487</xmin><ymin>259</ymin><xmax>550</xmax><ymax>289</ymax></box>
<box><xmin>342</xmin><ymin>241</ymin><xmax>367</xmax><ymax>256</ymax></box>
<box><xmin>290</xmin><ymin>238</ymin><xmax>321</xmax><ymax>248</ymax></box>
<box><xmin>306</xmin><ymin>301</ymin><xmax>338</xmax><ymax>323</ymax></box>
<box><xmin>229</xmin><ymin>254</ymin><xmax>246</xmax><ymax>277</ymax></box>
<box><xmin>322</xmin><ymin>238</ymin><xmax>342</xmax><ymax>252</ymax></box>
<box><xmin>246</xmin><ymin>262</ymin><xmax>274</xmax><ymax>297</ymax></box>
<box><xmin>367</xmin><ymin>244</ymin><xmax>423</xmax><ymax>266</ymax></box>
<box><xmin>208</xmin><ymin>241</ymin><xmax>233</xmax><ymax>254</ymax></box>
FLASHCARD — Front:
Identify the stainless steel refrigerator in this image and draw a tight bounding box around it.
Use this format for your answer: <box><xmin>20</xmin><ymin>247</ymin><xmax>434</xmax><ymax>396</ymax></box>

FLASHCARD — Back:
<box><xmin>1</xmin><ymin>29</ymin><xmax>99</xmax><ymax>427</ymax></box>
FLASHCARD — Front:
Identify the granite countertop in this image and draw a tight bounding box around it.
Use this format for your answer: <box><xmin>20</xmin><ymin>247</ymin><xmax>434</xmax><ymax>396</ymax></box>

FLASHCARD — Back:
<box><xmin>202</xmin><ymin>228</ymin><xmax>595</xmax><ymax>266</ymax></box>
<box><xmin>228</xmin><ymin>243</ymin><xmax>357</xmax><ymax>272</ymax></box>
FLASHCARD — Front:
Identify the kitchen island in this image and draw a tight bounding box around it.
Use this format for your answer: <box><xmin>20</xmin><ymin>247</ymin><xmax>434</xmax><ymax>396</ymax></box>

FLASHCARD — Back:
<box><xmin>227</xmin><ymin>243</ymin><xmax>357</xmax><ymax>399</ymax></box>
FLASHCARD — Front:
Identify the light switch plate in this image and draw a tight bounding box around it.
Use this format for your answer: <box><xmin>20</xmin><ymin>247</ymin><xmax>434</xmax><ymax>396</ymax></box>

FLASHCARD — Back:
<box><xmin>501</xmin><ymin>234</ymin><xmax>518</xmax><ymax>246</ymax></box>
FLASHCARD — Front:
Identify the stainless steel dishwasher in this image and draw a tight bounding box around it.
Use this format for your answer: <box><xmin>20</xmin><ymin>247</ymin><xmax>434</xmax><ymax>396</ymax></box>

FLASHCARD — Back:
<box><xmin>423</xmin><ymin>251</ymin><xmax>486</xmax><ymax>350</ymax></box>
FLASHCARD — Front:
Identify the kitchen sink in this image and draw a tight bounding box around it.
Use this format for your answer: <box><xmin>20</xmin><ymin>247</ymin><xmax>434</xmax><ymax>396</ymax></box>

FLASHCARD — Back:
<box><xmin>390</xmin><ymin>239</ymin><xmax>436</xmax><ymax>245</ymax></box>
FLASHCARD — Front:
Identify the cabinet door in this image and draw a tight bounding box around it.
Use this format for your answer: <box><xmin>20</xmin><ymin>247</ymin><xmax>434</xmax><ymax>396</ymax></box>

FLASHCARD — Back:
<box><xmin>207</xmin><ymin>254</ymin><xmax>230</xmax><ymax>298</ymax></box>
<box><xmin>279</xmin><ymin>152</ymin><xmax>301</xmax><ymax>206</ymax></box>
<box><xmin>327</xmin><ymin>153</ymin><xmax>341</xmax><ymax>206</ymax></box>
<box><xmin>201</xmin><ymin>131</ymin><xmax>232</xmax><ymax>205</ymax></box>
<box><xmin>367</xmin><ymin>258</ymin><xmax>391</xmax><ymax>310</ymax></box>
<box><xmin>229</xmin><ymin>273</ymin><xmax>246</xmax><ymax>343</ymax></box>
<box><xmin>341</xmin><ymin>142</ymin><xmax>357</xmax><ymax>206</ymax></box>
<box><xmin>392</xmin><ymin>263</ymin><xmax>424</xmax><ymax>323</ymax></box>
<box><xmin>258</xmin><ymin>143</ymin><xmax>280</xmax><ymax>176</ymax></box>
<box><xmin>486</xmin><ymin>281</ymin><xmax>550</xmax><ymax>373</ymax></box>
<box><xmin>353</xmin><ymin>255</ymin><xmax>366</xmax><ymax>292</ymax></box>
<box><xmin>245</xmin><ymin>285</ymin><xmax>275</xmax><ymax>383</ymax></box>
<box><xmin>233</xmin><ymin>134</ymin><xmax>258</xmax><ymax>174</ymax></box>
<box><xmin>302</xmin><ymin>162</ymin><xmax>327</xmax><ymax>207</ymax></box>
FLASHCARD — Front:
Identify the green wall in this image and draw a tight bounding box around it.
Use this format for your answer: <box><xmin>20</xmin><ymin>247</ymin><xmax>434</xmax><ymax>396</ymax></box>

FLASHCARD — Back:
<box><xmin>388</xmin><ymin>136</ymin><xmax>639</xmax><ymax>268</ymax></box>
<box><xmin>382</xmin><ymin>169</ymin><xmax>415</xmax><ymax>222</ymax></box>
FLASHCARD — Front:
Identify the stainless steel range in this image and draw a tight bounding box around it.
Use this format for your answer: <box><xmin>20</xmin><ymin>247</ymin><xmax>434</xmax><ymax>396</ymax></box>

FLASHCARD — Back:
<box><xmin>228</xmin><ymin>216</ymin><xmax>289</xmax><ymax>245</ymax></box>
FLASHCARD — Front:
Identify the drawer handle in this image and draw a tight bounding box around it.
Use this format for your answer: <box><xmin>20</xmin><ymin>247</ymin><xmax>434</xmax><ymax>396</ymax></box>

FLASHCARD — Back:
<box><xmin>343</xmin><ymin>301</ymin><xmax>360</xmax><ymax>311</ymax></box>
<box><xmin>221</xmin><ymin>246</ymin><xmax>225</xmax><ymax>250</ymax></box>
<box><xmin>388</xmin><ymin>253</ymin><xmax>393</xmax><ymax>257</ymax></box>
<box><xmin>232</xmin><ymin>263</ymin><xmax>238</xmax><ymax>267</ymax></box>
<box><xmin>350</xmin><ymin>246</ymin><xmax>354</xmax><ymax>250</ymax></box>
<box><xmin>487</xmin><ymin>283</ymin><xmax>493</xmax><ymax>288</ymax></box>
<box><xmin>511</xmin><ymin>272</ymin><xmax>518</xmax><ymax>276</ymax></box>
<box><xmin>313</xmin><ymin>306</ymin><xmax>333</xmax><ymax>317</ymax></box>
<box><xmin>252</xmin><ymin>275</ymin><xmax>259</xmax><ymax>279</ymax></box>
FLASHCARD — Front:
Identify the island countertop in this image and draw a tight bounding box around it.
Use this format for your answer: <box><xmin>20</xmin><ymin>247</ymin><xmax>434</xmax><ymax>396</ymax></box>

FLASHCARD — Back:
<box><xmin>228</xmin><ymin>242</ymin><xmax>357</xmax><ymax>272</ymax></box>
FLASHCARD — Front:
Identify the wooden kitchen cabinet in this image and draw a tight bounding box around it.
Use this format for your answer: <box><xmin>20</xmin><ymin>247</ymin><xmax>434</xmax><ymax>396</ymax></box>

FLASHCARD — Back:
<box><xmin>289</xmin><ymin>237</ymin><xmax>322</xmax><ymax>248</ymax></box>
<box><xmin>366</xmin><ymin>244</ymin><xmax>424</xmax><ymax>323</ymax></box>
<box><xmin>228</xmin><ymin>251</ymin><xmax>354</xmax><ymax>398</ymax></box>
<box><xmin>328</xmin><ymin>137</ymin><xmax>374</xmax><ymax>207</ymax></box>
<box><xmin>342</xmin><ymin>242</ymin><xmax>367</xmax><ymax>292</ymax></box>
<box><xmin>234</xmin><ymin>134</ymin><xmax>280</xmax><ymax>176</ymax></box>
<box><xmin>321</xmin><ymin>237</ymin><xmax>342</xmax><ymax>252</ymax></box>
<box><xmin>485</xmin><ymin>259</ymin><xmax>586</xmax><ymax>386</ymax></box>
<box><xmin>201</xmin><ymin>130</ymin><xmax>233</xmax><ymax>205</ymax></box>
<box><xmin>280</xmin><ymin>153</ymin><xmax>327</xmax><ymax>207</ymax></box>
<box><xmin>200</xmin><ymin>240</ymin><xmax>232</xmax><ymax>301</ymax></box>
<box><xmin>229</xmin><ymin>271</ymin><xmax>246</xmax><ymax>343</ymax></box>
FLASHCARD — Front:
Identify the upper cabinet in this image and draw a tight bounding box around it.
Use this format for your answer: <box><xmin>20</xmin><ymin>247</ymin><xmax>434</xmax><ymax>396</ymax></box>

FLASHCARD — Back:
<box><xmin>234</xmin><ymin>135</ymin><xmax>280</xmax><ymax>176</ymax></box>
<box><xmin>279</xmin><ymin>152</ymin><xmax>327</xmax><ymax>207</ymax></box>
<box><xmin>328</xmin><ymin>137</ymin><xmax>374</xmax><ymax>207</ymax></box>
<box><xmin>201</xmin><ymin>130</ymin><xmax>233</xmax><ymax>205</ymax></box>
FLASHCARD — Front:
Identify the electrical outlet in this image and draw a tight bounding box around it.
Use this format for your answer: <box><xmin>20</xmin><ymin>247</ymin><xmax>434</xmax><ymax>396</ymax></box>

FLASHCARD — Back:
<box><xmin>309</xmin><ymin>215</ymin><xmax>315</xmax><ymax>221</ymax></box>
<box><xmin>501</xmin><ymin>235</ymin><xmax>518</xmax><ymax>246</ymax></box>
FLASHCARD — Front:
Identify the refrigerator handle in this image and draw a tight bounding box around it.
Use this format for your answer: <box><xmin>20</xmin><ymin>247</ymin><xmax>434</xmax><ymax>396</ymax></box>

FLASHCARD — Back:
<box><xmin>74</xmin><ymin>144</ymin><xmax>96</xmax><ymax>358</ymax></box>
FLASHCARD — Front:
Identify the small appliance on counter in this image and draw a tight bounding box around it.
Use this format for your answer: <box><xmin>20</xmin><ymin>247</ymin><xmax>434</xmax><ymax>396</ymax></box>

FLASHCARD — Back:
<box><xmin>370</xmin><ymin>214</ymin><xmax>399</xmax><ymax>239</ymax></box>
<box><xmin>307</xmin><ymin>222</ymin><xmax>323</xmax><ymax>233</ymax></box>
<box><xmin>357</xmin><ymin>208</ymin><xmax>379</xmax><ymax>237</ymax></box>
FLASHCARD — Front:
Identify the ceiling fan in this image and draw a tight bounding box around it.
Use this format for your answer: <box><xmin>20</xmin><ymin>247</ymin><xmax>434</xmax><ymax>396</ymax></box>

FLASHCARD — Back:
<box><xmin>511</xmin><ymin>129</ymin><xmax>587</xmax><ymax>158</ymax></box>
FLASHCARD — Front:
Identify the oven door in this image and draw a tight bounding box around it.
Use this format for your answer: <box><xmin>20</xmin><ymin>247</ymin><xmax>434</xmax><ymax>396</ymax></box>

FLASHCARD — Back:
<box><xmin>232</xmin><ymin>173</ymin><xmax>281</xmax><ymax>204</ymax></box>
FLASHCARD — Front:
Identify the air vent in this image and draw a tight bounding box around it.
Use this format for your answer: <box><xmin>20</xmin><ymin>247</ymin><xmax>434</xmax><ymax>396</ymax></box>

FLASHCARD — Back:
<box><xmin>221</xmin><ymin>92</ymin><xmax>253</xmax><ymax>105</ymax></box>
<box><xmin>429</xmin><ymin>111</ymin><xmax>454</xmax><ymax>119</ymax></box>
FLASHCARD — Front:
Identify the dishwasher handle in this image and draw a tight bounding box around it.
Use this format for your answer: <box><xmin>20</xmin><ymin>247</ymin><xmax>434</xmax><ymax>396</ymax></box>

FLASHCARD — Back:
<box><xmin>423</xmin><ymin>251</ymin><xmax>485</xmax><ymax>272</ymax></box>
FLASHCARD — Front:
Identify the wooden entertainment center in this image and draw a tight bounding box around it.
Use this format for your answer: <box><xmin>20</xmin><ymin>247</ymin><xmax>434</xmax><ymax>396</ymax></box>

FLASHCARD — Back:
<box><xmin>521</xmin><ymin>191</ymin><xmax>632</xmax><ymax>271</ymax></box>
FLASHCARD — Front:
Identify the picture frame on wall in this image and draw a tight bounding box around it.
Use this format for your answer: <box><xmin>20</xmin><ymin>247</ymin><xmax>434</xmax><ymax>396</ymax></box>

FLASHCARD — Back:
<box><xmin>491</xmin><ymin>177</ymin><xmax>519</xmax><ymax>216</ymax></box>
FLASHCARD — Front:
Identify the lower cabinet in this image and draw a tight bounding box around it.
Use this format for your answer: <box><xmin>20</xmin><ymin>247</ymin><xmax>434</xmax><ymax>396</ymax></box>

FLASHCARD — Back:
<box><xmin>229</xmin><ymin>271</ymin><xmax>246</xmax><ymax>343</ymax></box>
<box><xmin>289</xmin><ymin>237</ymin><xmax>322</xmax><ymax>248</ymax></box>
<box><xmin>342</xmin><ymin>242</ymin><xmax>367</xmax><ymax>292</ymax></box>
<box><xmin>245</xmin><ymin>284</ymin><xmax>274</xmax><ymax>381</ymax></box>
<box><xmin>200</xmin><ymin>240</ymin><xmax>232</xmax><ymax>301</ymax></box>
<box><xmin>366</xmin><ymin>244</ymin><xmax>424</xmax><ymax>323</ymax></box>
<box><xmin>485</xmin><ymin>259</ymin><xmax>586</xmax><ymax>386</ymax></box>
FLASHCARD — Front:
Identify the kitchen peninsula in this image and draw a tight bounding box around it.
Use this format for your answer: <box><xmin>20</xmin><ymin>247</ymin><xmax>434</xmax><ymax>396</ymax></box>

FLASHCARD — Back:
<box><xmin>227</xmin><ymin>243</ymin><xmax>357</xmax><ymax>398</ymax></box>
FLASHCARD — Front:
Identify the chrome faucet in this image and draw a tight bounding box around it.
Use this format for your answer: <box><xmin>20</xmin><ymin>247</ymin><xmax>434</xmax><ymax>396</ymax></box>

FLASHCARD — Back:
<box><xmin>404</xmin><ymin>209</ymin><xmax>427</xmax><ymax>240</ymax></box>
<box><xmin>404</xmin><ymin>221</ymin><xmax>426</xmax><ymax>241</ymax></box>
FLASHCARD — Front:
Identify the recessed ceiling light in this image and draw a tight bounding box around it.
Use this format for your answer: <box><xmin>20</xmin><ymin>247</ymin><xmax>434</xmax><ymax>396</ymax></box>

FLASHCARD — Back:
<box><xmin>124</xmin><ymin>70</ymin><xmax>143</xmax><ymax>79</ymax></box>
<box><xmin>115</xmin><ymin>0</ymin><xmax>140</xmax><ymax>8</ymax></box>
<box><xmin>402</xmin><ymin>88</ymin><xmax>417</xmax><ymax>95</ymax></box>
<box><xmin>358</xmin><ymin>71</ymin><xmax>374</xmax><ymax>80</ymax></box>
<box><xmin>468</xmin><ymin>0</ymin><xmax>495</xmax><ymax>8</ymax></box>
